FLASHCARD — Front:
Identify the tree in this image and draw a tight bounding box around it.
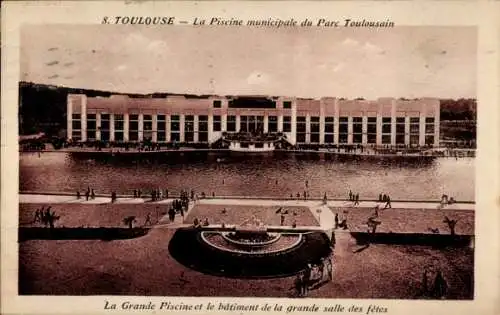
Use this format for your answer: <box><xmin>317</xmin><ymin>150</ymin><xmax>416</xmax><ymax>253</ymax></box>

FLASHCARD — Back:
<box><xmin>443</xmin><ymin>216</ymin><xmax>458</xmax><ymax>236</ymax></box>
<box><xmin>41</xmin><ymin>209</ymin><xmax>60</xmax><ymax>228</ymax></box>
<box><xmin>123</xmin><ymin>216</ymin><xmax>136</xmax><ymax>229</ymax></box>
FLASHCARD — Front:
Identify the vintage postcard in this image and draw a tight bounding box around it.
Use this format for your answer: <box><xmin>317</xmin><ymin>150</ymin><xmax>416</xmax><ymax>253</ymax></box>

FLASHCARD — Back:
<box><xmin>1</xmin><ymin>1</ymin><xmax>499</xmax><ymax>315</ymax></box>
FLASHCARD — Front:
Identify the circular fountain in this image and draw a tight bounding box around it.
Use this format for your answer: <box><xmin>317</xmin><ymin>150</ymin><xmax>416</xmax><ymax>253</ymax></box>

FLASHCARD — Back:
<box><xmin>168</xmin><ymin>215</ymin><xmax>332</xmax><ymax>278</ymax></box>
<box><xmin>200</xmin><ymin>217</ymin><xmax>302</xmax><ymax>255</ymax></box>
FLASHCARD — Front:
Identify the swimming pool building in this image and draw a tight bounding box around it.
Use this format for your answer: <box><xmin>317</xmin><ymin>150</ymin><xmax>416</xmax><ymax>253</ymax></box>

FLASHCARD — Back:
<box><xmin>67</xmin><ymin>94</ymin><xmax>440</xmax><ymax>147</ymax></box>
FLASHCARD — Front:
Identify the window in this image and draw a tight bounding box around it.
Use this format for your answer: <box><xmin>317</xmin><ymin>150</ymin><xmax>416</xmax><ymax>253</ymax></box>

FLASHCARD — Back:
<box><xmin>170</xmin><ymin>115</ymin><xmax>180</xmax><ymax>142</ymax></box>
<box><xmin>115</xmin><ymin>132</ymin><xmax>124</xmax><ymax>142</ymax></box>
<box><xmin>339</xmin><ymin>133</ymin><xmax>348</xmax><ymax>144</ymax></box>
<box><xmin>157</xmin><ymin>115</ymin><xmax>166</xmax><ymax>142</ymax></box>
<box><xmin>310</xmin><ymin>116</ymin><xmax>320</xmax><ymax>143</ymax></box>
<box><xmin>71</xmin><ymin>130</ymin><xmax>81</xmax><ymax>140</ymax></box>
<box><xmin>382</xmin><ymin>117</ymin><xmax>392</xmax><ymax>141</ymax></box>
<box><xmin>324</xmin><ymin>116</ymin><xmax>334</xmax><ymax>140</ymax></box>
<box><xmin>86</xmin><ymin>114</ymin><xmax>96</xmax><ymax>140</ymax></box>
<box><xmin>227</xmin><ymin>115</ymin><xmax>236</xmax><ymax>132</ymax></box>
<box><xmin>396</xmin><ymin>117</ymin><xmax>405</xmax><ymax>144</ymax></box>
<box><xmin>198</xmin><ymin>115</ymin><xmax>208</xmax><ymax>142</ymax></box>
<box><xmin>213</xmin><ymin>115</ymin><xmax>221</xmax><ymax>132</ymax></box>
<box><xmin>296</xmin><ymin>116</ymin><xmax>306</xmax><ymax>143</ymax></box>
<box><xmin>297</xmin><ymin>133</ymin><xmax>306</xmax><ymax>143</ymax></box>
<box><xmin>425</xmin><ymin>135</ymin><xmax>434</xmax><ymax>145</ymax></box>
<box><xmin>283</xmin><ymin>116</ymin><xmax>291</xmax><ymax>132</ymax></box>
<box><xmin>240</xmin><ymin>116</ymin><xmax>248</xmax><ymax>132</ymax></box>
<box><xmin>425</xmin><ymin>123</ymin><xmax>435</xmax><ymax>134</ymax></box>
<box><xmin>409</xmin><ymin>117</ymin><xmax>420</xmax><ymax>146</ymax></box>
<box><xmin>367</xmin><ymin>117</ymin><xmax>377</xmax><ymax>144</ymax></box>
<box><xmin>353</xmin><ymin>133</ymin><xmax>363</xmax><ymax>144</ymax></box>
<box><xmin>114</xmin><ymin>114</ymin><xmax>124</xmax><ymax>142</ymax></box>
<box><xmin>339</xmin><ymin>116</ymin><xmax>349</xmax><ymax>143</ymax></box>
<box><xmin>283</xmin><ymin>101</ymin><xmax>292</xmax><ymax>109</ymax></box>
<box><xmin>128</xmin><ymin>114</ymin><xmax>139</xmax><ymax>141</ymax></box>
<box><xmin>324</xmin><ymin>134</ymin><xmax>334</xmax><ymax>143</ymax></box>
<box><xmin>367</xmin><ymin>134</ymin><xmax>377</xmax><ymax>144</ymax></box>
<box><xmin>268</xmin><ymin>116</ymin><xmax>277</xmax><ymax>133</ymax></box>
<box><xmin>352</xmin><ymin>117</ymin><xmax>362</xmax><ymax>143</ymax></box>
<box><xmin>72</xmin><ymin>120</ymin><xmax>81</xmax><ymax>131</ymax></box>
<box><xmin>213</xmin><ymin>100</ymin><xmax>222</xmax><ymax>108</ymax></box>
<box><xmin>184</xmin><ymin>115</ymin><xmax>194</xmax><ymax>142</ymax></box>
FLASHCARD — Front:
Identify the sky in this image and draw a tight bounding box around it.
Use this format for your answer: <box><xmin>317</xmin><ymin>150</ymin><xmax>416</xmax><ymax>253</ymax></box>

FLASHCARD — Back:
<box><xmin>20</xmin><ymin>25</ymin><xmax>477</xmax><ymax>99</ymax></box>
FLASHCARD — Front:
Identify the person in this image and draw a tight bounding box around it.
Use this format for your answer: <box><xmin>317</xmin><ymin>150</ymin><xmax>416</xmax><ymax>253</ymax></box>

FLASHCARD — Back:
<box><xmin>295</xmin><ymin>273</ymin><xmax>304</xmax><ymax>297</ymax></box>
<box><xmin>145</xmin><ymin>212</ymin><xmax>152</xmax><ymax>226</ymax></box>
<box><xmin>384</xmin><ymin>195</ymin><xmax>391</xmax><ymax>209</ymax></box>
<box><xmin>33</xmin><ymin>209</ymin><xmax>41</xmax><ymax>223</ymax></box>
<box><xmin>303</xmin><ymin>264</ymin><xmax>312</xmax><ymax>295</ymax></box>
<box><xmin>334</xmin><ymin>213</ymin><xmax>339</xmax><ymax>229</ymax></box>
<box><xmin>85</xmin><ymin>189</ymin><xmax>90</xmax><ymax>201</ymax></box>
<box><xmin>349</xmin><ymin>190</ymin><xmax>353</xmax><ymax>201</ymax></box>
<box><xmin>111</xmin><ymin>191</ymin><xmax>117</xmax><ymax>203</ymax></box>
<box><xmin>323</xmin><ymin>193</ymin><xmax>327</xmax><ymax>204</ymax></box>
<box><xmin>76</xmin><ymin>191</ymin><xmax>81</xmax><ymax>200</ymax></box>
<box><xmin>379</xmin><ymin>193</ymin><xmax>383</xmax><ymax>202</ymax></box>
<box><xmin>133</xmin><ymin>190</ymin><xmax>137</xmax><ymax>198</ymax></box>
<box><xmin>431</xmin><ymin>270</ymin><xmax>448</xmax><ymax>299</ymax></box>
<box><xmin>280</xmin><ymin>214</ymin><xmax>285</xmax><ymax>226</ymax></box>
<box><xmin>354</xmin><ymin>193</ymin><xmax>360</xmax><ymax>206</ymax></box>
<box><xmin>422</xmin><ymin>268</ymin><xmax>429</xmax><ymax>296</ymax></box>
<box><xmin>168</xmin><ymin>208</ymin><xmax>176</xmax><ymax>222</ymax></box>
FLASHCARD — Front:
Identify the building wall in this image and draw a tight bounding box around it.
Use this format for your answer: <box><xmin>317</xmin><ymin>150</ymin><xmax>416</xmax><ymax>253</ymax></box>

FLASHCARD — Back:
<box><xmin>67</xmin><ymin>94</ymin><xmax>440</xmax><ymax>147</ymax></box>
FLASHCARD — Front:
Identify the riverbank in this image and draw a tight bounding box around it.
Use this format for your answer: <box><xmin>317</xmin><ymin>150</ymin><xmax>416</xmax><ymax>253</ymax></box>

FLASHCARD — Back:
<box><xmin>21</xmin><ymin>146</ymin><xmax>476</xmax><ymax>158</ymax></box>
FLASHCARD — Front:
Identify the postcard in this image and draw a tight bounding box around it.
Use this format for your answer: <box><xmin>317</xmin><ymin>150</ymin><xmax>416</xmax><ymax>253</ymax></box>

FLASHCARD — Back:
<box><xmin>1</xmin><ymin>1</ymin><xmax>499</xmax><ymax>315</ymax></box>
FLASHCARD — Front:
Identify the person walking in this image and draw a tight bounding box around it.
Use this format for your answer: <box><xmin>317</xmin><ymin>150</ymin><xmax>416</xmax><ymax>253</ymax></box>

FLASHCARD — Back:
<box><xmin>354</xmin><ymin>193</ymin><xmax>360</xmax><ymax>206</ymax></box>
<box><xmin>145</xmin><ymin>212</ymin><xmax>152</xmax><ymax>226</ymax></box>
<box><xmin>334</xmin><ymin>213</ymin><xmax>339</xmax><ymax>229</ymax></box>
<box><xmin>384</xmin><ymin>195</ymin><xmax>392</xmax><ymax>209</ymax></box>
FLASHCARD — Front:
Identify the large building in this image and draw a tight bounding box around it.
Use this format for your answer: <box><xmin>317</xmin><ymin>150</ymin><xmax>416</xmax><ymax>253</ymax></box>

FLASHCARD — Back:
<box><xmin>67</xmin><ymin>94</ymin><xmax>440</xmax><ymax>147</ymax></box>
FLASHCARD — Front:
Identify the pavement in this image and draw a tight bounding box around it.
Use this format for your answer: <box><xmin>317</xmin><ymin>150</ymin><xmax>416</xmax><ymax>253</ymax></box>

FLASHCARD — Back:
<box><xmin>18</xmin><ymin>193</ymin><xmax>475</xmax><ymax>211</ymax></box>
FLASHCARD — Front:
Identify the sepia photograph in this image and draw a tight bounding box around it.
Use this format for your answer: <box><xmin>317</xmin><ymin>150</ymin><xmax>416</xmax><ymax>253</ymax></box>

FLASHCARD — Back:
<box><xmin>15</xmin><ymin>24</ymin><xmax>479</xmax><ymax>301</ymax></box>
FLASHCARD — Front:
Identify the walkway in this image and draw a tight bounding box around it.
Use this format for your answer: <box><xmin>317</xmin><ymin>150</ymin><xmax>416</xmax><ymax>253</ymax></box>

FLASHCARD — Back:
<box><xmin>19</xmin><ymin>194</ymin><xmax>474</xmax><ymax>211</ymax></box>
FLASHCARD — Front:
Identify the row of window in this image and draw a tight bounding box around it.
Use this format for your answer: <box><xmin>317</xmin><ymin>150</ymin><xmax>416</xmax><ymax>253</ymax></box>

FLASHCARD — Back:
<box><xmin>71</xmin><ymin>114</ymin><xmax>437</xmax><ymax>142</ymax></box>
<box><xmin>70</xmin><ymin>129</ymin><xmax>435</xmax><ymax>145</ymax></box>
<box><xmin>213</xmin><ymin>100</ymin><xmax>292</xmax><ymax>109</ymax></box>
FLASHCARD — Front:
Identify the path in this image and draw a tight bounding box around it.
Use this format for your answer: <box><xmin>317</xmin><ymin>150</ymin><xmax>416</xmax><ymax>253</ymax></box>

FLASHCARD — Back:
<box><xmin>18</xmin><ymin>194</ymin><xmax>475</xmax><ymax>211</ymax></box>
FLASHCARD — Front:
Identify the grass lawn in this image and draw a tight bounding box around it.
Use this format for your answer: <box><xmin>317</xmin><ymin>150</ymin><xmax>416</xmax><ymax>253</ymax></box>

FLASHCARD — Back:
<box><xmin>185</xmin><ymin>204</ymin><xmax>318</xmax><ymax>226</ymax></box>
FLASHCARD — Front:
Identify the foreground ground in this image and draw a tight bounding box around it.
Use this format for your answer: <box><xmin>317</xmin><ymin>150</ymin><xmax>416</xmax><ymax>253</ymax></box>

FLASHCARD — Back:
<box><xmin>18</xmin><ymin>201</ymin><xmax>474</xmax><ymax>299</ymax></box>
<box><xmin>19</xmin><ymin>227</ymin><xmax>473</xmax><ymax>298</ymax></box>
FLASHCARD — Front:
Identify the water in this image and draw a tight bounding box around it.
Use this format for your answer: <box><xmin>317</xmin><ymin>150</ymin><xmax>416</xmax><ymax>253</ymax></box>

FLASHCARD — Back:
<box><xmin>19</xmin><ymin>152</ymin><xmax>475</xmax><ymax>201</ymax></box>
